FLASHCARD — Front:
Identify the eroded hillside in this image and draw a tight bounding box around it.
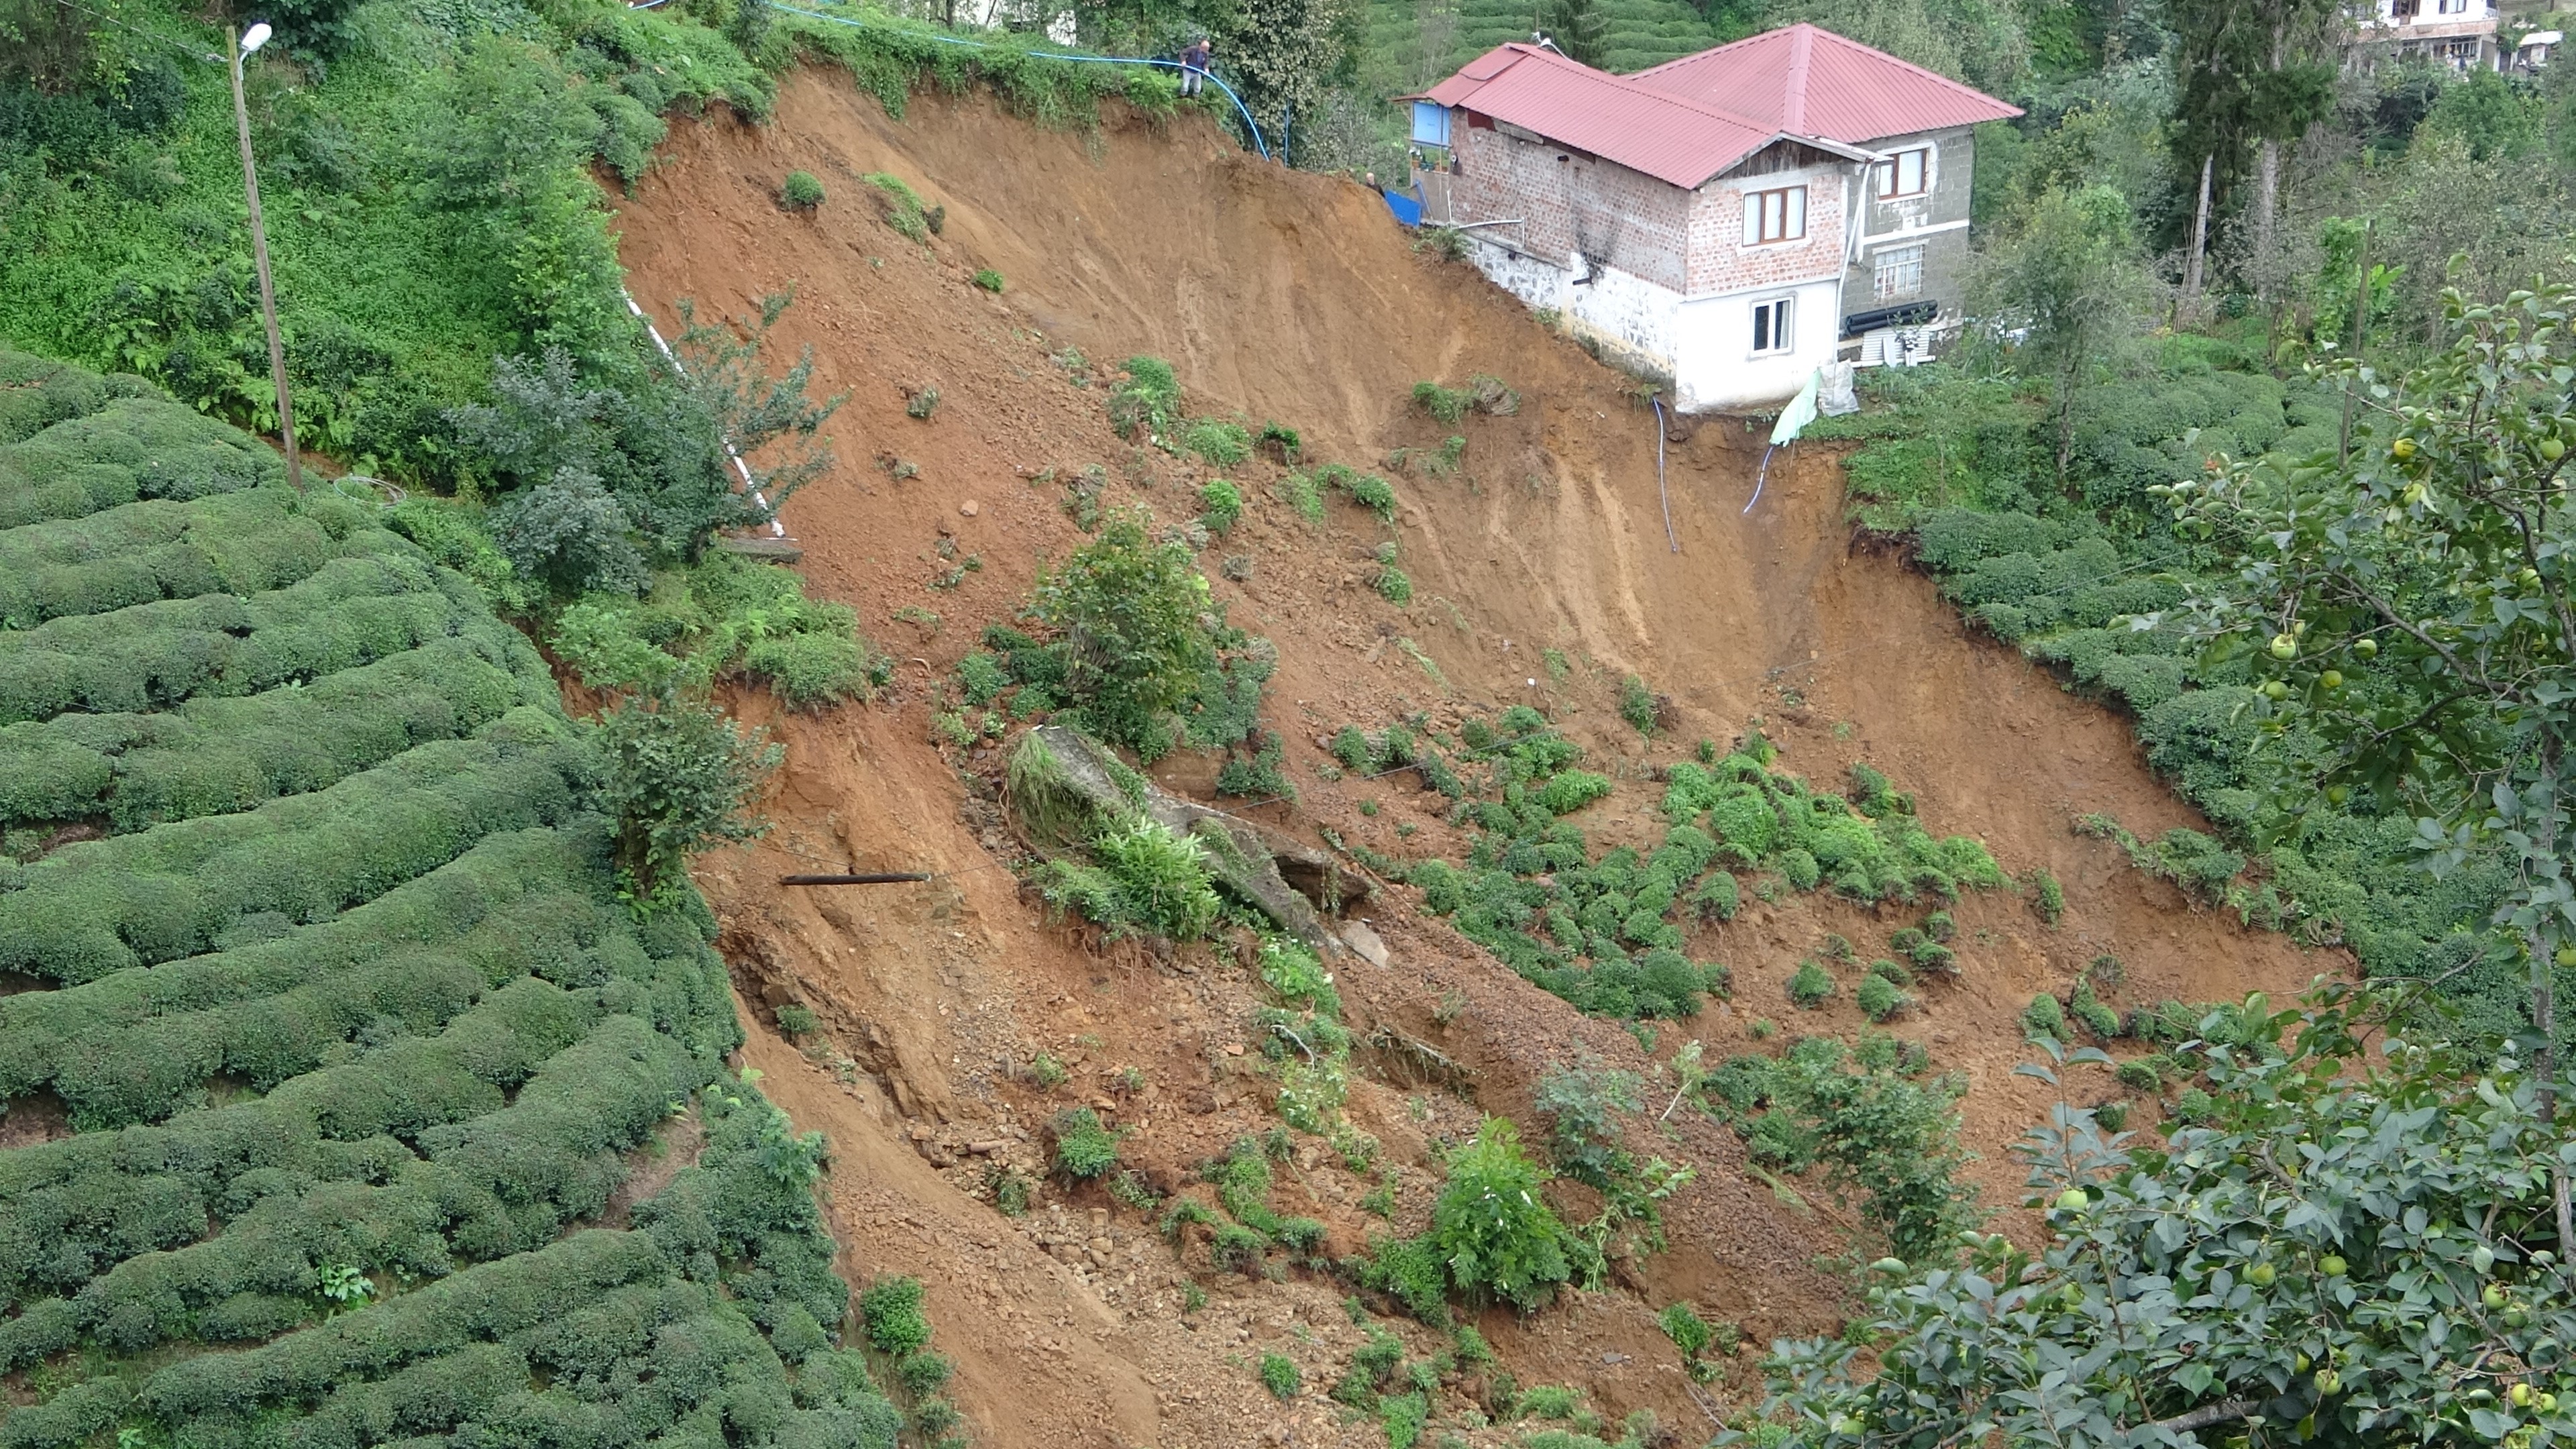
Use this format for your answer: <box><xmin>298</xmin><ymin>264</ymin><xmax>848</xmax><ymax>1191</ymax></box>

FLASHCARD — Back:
<box><xmin>612</xmin><ymin>72</ymin><xmax>2337</xmax><ymax>1446</ymax></box>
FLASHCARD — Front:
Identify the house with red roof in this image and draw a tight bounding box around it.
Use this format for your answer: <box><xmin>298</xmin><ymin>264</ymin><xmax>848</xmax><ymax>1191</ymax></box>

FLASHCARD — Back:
<box><xmin>1404</xmin><ymin>25</ymin><xmax>2020</xmax><ymax>412</ymax></box>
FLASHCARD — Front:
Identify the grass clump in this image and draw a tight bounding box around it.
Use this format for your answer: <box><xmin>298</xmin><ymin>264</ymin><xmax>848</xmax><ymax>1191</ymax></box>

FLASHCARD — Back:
<box><xmin>864</xmin><ymin>172</ymin><xmax>930</xmax><ymax>240</ymax></box>
<box><xmin>1413</xmin><ymin>381</ymin><xmax>1474</xmax><ymax>423</ymax></box>
<box><xmin>1618</xmin><ymin>674</ymin><xmax>1660</xmax><ymax>735</ymax></box>
<box><xmin>1856</xmin><ymin>971</ymin><xmax>1908</xmax><ymax>1022</ymax></box>
<box><xmin>973</xmin><ymin>268</ymin><xmax>1006</xmax><ymax>292</ymax></box>
<box><xmin>1182</xmin><ymin>417</ymin><xmax>1251</xmax><ymax>466</ymax></box>
<box><xmin>1316</xmin><ymin>463</ymin><xmax>1397</xmax><ymax>521</ymax></box>
<box><xmin>781</xmin><ymin>169</ymin><xmax>824</xmax><ymax>210</ymax></box>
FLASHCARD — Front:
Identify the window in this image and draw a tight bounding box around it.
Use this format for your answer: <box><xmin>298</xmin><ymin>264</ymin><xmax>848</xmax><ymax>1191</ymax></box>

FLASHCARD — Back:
<box><xmin>1874</xmin><ymin>148</ymin><xmax>1930</xmax><ymax>199</ymax></box>
<box><xmin>1752</xmin><ymin>297</ymin><xmax>1794</xmax><ymax>356</ymax></box>
<box><xmin>1743</xmin><ymin>186</ymin><xmax>1807</xmax><ymax>245</ymax></box>
<box><xmin>1410</xmin><ymin>101</ymin><xmax>1450</xmax><ymax>146</ymax></box>
<box><xmin>2437</xmin><ymin>0</ymin><xmax>2468</xmax><ymax>14</ymax></box>
<box><xmin>2390</xmin><ymin>0</ymin><xmax>2418</xmax><ymax>17</ymax></box>
<box><xmin>1874</xmin><ymin>244</ymin><xmax>1925</xmax><ymax>301</ymax></box>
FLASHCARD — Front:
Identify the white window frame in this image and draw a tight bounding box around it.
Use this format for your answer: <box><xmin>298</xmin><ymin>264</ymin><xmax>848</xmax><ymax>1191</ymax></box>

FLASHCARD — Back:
<box><xmin>1750</xmin><ymin>297</ymin><xmax>1795</xmax><ymax>356</ymax></box>
<box><xmin>1874</xmin><ymin>244</ymin><xmax>1925</xmax><ymax>301</ymax></box>
<box><xmin>1742</xmin><ymin>185</ymin><xmax>1807</xmax><ymax>246</ymax></box>
<box><xmin>2436</xmin><ymin>0</ymin><xmax>2468</xmax><ymax>15</ymax></box>
<box><xmin>1875</xmin><ymin>147</ymin><xmax>1931</xmax><ymax>199</ymax></box>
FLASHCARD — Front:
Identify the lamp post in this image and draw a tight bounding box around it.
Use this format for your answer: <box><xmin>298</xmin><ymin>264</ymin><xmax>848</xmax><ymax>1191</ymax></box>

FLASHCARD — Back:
<box><xmin>227</xmin><ymin>21</ymin><xmax>302</xmax><ymax>491</ymax></box>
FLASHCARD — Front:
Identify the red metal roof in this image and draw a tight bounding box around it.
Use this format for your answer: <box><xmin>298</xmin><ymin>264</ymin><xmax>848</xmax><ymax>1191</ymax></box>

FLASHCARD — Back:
<box><xmin>1416</xmin><ymin>42</ymin><xmax>1872</xmax><ymax>190</ymax></box>
<box><xmin>1629</xmin><ymin>24</ymin><xmax>2021</xmax><ymax>143</ymax></box>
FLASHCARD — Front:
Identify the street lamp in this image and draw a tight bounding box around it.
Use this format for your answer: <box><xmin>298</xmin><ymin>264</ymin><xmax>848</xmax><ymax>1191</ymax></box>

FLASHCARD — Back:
<box><xmin>227</xmin><ymin>20</ymin><xmax>302</xmax><ymax>490</ymax></box>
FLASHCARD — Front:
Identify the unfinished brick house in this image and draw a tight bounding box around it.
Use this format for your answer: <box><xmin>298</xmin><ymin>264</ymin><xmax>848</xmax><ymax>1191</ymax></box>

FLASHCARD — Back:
<box><xmin>1405</xmin><ymin>25</ymin><xmax>2019</xmax><ymax>412</ymax></box>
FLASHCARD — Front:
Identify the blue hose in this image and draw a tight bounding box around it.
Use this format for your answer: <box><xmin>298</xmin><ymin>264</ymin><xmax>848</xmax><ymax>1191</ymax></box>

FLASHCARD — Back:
<box><xmin>765</xmin><ymin>3</ymin><xmax>1271</xmax><ymax>159</ymax></box>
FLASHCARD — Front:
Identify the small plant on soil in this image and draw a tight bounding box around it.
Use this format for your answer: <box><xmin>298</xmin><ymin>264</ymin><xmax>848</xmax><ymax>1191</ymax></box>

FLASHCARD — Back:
<box><xmin>1413</xmin><ymin>380</ymin><xmax>1474</xmax><ymax>422</ymax></box>
<box><xmin>1199</xmin><ymin>478</ymin><xmax>1242</xmax><ymax>535</ymax></box>
<box><xmin>1619</xmin><ymin>674</ymin><xmax>1660</xmax><ymax>735</ymax></box>
<box><xmin>775</xmin><ymin>1004</ymin><xmax>818</xmax><ymax>1036</ymax></box>
<box><xmin>2028</xmin><ymin>866</ymin><xmax>2065</xmax><ymax>923</ymax></box>
<box><xmin>1052</xmin><ymin>1106</ymin><xmax>1122</xmax><ymax>1179</ymax></box>
<box><xmin>1182</xmin><ymin>417</ymin><xmax>1250</xmax><ymax>466</ymax></box>
<box><xmin>905</xmin><ymin>386</ymin><xmax>939</xmax><ymax>419</ymax></box>
<box><xmin>1258</xmin><ymin>420</ymin><xmax>1302</xmax><ymax>462</ymax></box>
<box><xmin>1260</xmin><ymin>1352</ymin><xmax>1302</xmax><ymax>1399</ymax></box>
<box><xmin>973</xmin><ymin>267</ymin><xmax>1005</xmax><ymax>291</ymax></box>
<box><xmin>1027</xmin><ymin>1052</ymin><xmax>1069</xmax><ymax>1089</ymax></box>
<box><xmin>780</xmin><ymin>169</ymin><xmax>824</xmax><ymax>210</ymax></box>
<box><xmin>863</xmin><ymin>172</ymin><xmax>929</xmax><ymax>240</ymax></box>
<box><xmin>1660</xmin><ymin>1302</ymin><xmax>1718</xmax><ymax>1381</ymax></box>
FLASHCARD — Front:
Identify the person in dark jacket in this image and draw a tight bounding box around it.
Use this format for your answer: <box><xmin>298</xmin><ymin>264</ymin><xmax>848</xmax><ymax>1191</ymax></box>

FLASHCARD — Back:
<box><xmin>1179</xmin><ymin>35</ymin><xmax>1212</xmax><ymax>96</ymax></box>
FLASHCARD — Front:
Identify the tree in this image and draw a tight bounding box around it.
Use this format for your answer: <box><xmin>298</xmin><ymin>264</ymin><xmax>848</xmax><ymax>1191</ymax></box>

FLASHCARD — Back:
<box><xmin>1029</xmin><ymin>506</ymin><xmax>1221</xmax><ymax>759</ymax></box>
<box><xmin>2158</xmin><ymin>278</ymin><xmax>2576</xmax><ymax>1243</ymax></box>
<box><xmin>2165</xmin><ymin>0</ymin><xmax>2339</xmax><ymax>309</ymax></box>
<box><xmin>1540</xmin><ymin>0</ymin><xmax>1610</xmax><ymax>68</ymax></box>
<box><xmin>594</xmin><ymin>692</ymin><xmax>783</xmax><ymax>908</ymax></box>
<box><xmin>1970</xmin><ymin>183</ymin><xmax>2153</xmax><ymax>489</ymax></box>
<box><xmin>1757</xmin><ymin>983</ymin><xmax>2576</xmax><ymax>1449</ymax></box>
<box><xmin>1220</xmin><ymin>0</ymin><xmax>1352</xmax><ymax>142</ymax></box>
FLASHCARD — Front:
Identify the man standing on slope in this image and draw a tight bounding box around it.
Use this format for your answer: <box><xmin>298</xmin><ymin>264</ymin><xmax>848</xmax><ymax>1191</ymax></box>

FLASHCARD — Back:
<box><xmin>1179</xmin><ymin>35</ymin><xmax>1212</xmax><ymax>97</ymax></box>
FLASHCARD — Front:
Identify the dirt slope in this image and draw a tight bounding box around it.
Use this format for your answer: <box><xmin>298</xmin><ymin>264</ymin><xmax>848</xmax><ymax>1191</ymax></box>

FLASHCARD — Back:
<box><xmin>614</xmin><ymin>72</ymin><xmax>2337</xmax><ymax>1444</ymax></box>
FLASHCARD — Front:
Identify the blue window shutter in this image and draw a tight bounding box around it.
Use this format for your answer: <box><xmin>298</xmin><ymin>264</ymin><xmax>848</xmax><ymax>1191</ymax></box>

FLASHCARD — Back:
<box><xmin>1411</xmin><ymin>102</ymin><xmax>1451</xmax><ymax>146</ymax></box>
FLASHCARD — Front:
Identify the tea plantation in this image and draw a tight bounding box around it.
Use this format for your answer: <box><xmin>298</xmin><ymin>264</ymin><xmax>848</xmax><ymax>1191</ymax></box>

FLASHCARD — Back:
<box><xmin>0</xmin><ymin>351</ymin><xmax>900</xmax><ymax>1448</ymax></box>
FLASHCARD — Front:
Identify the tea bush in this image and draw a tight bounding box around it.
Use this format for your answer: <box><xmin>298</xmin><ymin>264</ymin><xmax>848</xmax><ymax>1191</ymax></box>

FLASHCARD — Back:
<box><xmin>0</xmin><ymin>366</ymin><xmax>888</xmax><ymax>1437</ymax></box>
<box><xmin>780</xmin><ymin>169</ymin><xmax>824</xmax><ymax>210</ymax></box>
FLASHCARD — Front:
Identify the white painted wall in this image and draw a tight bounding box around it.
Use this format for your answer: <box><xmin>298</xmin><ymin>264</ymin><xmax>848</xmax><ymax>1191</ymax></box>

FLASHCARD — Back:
<box><xmin>1671</xmin><ymin>280</ymin><xmax>1839</xmax><ymax>413</ymax></box>
<box><xmin>1462</xmin><ymin>233</ymin><xmax>1831</xmax><ymax>412</ymax></box>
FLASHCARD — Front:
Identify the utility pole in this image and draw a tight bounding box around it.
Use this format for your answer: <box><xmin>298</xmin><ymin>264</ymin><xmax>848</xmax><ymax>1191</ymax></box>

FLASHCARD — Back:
<box><xmin>228</xmin><ymin>21</ymin><xmax>302</xmax><ymax>492</ymax></box>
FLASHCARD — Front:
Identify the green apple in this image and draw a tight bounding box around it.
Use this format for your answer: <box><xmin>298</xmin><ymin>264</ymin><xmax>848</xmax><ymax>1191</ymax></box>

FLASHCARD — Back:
<box><xmin>2517</xmin><ymin>1384</ymin><xmax>2538</xmax><ymax>1408</ymax></box>
<box><xmin>2320</xmin><ymin>1254</ymin><xmax>2349</xmax><ymax>1277</ymax></box>
<box><xmin>2247</xmin><ymin>1263</ymin><xmax>2277</xmax><ymax>1287</ymax></box>
<box><xmin>2487</xmin><ymin>1285</ymin><xmax>2510</xmax><ymax>1309</ymax></box>
<box><xmin>2355</xmin><ymin>637</ymin><xmax>2378</xmax><ymax>657</ymax></box>
<box><xmin>2271</xmin><ymin>634</ymin><xmax>2298</xmax><ymax>659</ymax></box>
<box><xmin>2322</xmin><ymin>669</ymin><xmax>2344</xmax><ymax>689</ymax></box>
<box><xmin>2546</xmin><ymin>437</ymin><xmax>2567</xmax><ymax>462</ymax></box>
<box><xmin>2055</xmin><ymin>1187</ymin><xmax>2089</xmax><ymax>1213</ymax></box>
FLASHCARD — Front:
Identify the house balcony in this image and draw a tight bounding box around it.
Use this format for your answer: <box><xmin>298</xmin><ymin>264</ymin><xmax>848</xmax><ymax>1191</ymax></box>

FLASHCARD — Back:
<box><xmin>2360</xmin><ymin>0</ymin><xmax>2501</xmax><ymax>66</ymax></box>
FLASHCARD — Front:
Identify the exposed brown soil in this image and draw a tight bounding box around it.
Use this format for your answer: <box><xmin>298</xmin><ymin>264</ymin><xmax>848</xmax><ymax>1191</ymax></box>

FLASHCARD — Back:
<box><xmin>614</xmin><ymin>72</ymin><xmax>2340</xmax><ymax>1447</ymax></box>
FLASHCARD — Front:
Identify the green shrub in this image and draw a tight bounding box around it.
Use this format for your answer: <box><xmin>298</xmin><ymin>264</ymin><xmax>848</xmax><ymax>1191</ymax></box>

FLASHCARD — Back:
<box><xmin>1788</xmin><ymin>961</ymin><xmax>1834</xmax><ymax>1008</ymax></box>
<box><xmin>973</xmin><ymin>267</ymin><xmax>1006</xmax><ymax>292</ymax></box>
<box><xmin>595</xmin><ymin>693</ymin><xmax>782</xmax><ymax>906</ymax></box>
<box><xmin>780</xmin><ymin>170</ymin><xmax>824</xmax><ymax>209</ymax></box>
<box><xmin>1028</xmin><ymin>508</ymin><xmax>1221</xmax><ymax>757</ymax></box>
<box><xmin>861</xmin><ymin>1276</ymin><xmax>933</xmax><ymax>1356</ymax></box>
<box><xmin>1377</xmin><ymin>564</ymin><xmax>1413</xmax><ymax>604</ymax></box>
<box><xmin>1429</xmin><ymin>1118</ymin><xmax>1583</xmax><ymax>1311</ymax></box>
<box><xmin>1536</xmin><ymin>769</ymin><xmax>1612</xmax><ymax>814</ymax></box>
<box><xmin>1618</xmin><ymin>675</ymin><xmax>1659</xmax><ymax>734</ymax></box>
<box><xmin>1053</xmin><ymin>1107</ymin><xmax>1120</xmax><ymax>1179</ymax></box>
<box><xmin>1857</xmin><ymin>971</ymin><xmax>1907</xmax><ymax>1022</ymax></box>
<box><xmin>1109</xmin><ymin>356</ymin><xmax>1181</xmax><ymax>441</ymax></box>
<box><xmin>1198</xmin><ymin>479</ymin><xmax>1242</xmax><ymax>535</ymax></box>
<box><xmin>1259</xmin><ymin>1351</ymin><xmax>1301</xmax><ymax>1399</ymax></box>
<box><xmin>1042</xmin><ymin>816</ymin><xmax>1224</xmax><ymax>940</ymax></box>
<box><xmin>2023</xmin><ymin>991</ymin><xmax>2069</xmax><ymax>1040</ymax></box>
<box><xmin>1693</xmin><ymin>871</ymin><xmax>1741</xmax><ymax>922</ymax></box>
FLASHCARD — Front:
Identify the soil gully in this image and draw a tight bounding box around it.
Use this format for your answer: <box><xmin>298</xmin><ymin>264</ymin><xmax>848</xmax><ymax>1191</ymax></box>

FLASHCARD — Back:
<box><xmin>626</xmin><ymin>71</ymin><xmax>2339</xmax><ymax>1445</ymax></box>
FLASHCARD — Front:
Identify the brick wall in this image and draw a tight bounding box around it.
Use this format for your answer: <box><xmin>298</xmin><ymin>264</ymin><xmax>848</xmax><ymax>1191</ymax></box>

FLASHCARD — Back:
<box><xmin>1686</xmin><ymin>163</ymin><xmax>1850</xmax><ymax>298</ymax></box>
<box><xmin>1451</xmin><ymin>122</ymin><xmax>1693</xmax><ymax>292</ymax></box>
